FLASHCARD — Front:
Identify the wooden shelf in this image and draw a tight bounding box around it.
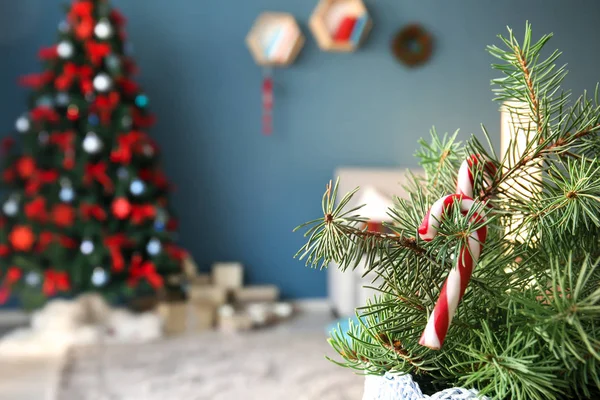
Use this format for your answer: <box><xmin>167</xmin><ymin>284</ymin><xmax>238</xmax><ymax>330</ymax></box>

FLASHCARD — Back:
<box><xmin>309</xmin><ymin>0</ymin><xmax>372</xmax><ymax>52</ymax></box>
<box><xmin>246</xmin><ymin>12</ymin><xmax>305</xmax><ymax>67</ymax></box>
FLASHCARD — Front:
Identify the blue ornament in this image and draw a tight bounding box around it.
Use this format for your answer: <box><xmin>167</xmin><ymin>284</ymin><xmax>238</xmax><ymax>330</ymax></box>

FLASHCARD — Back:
<box><xmin>36</xmin><ymin>96</ymin><xmax>54</xmax><ymax>107</ymax></box>
<box><xmin>146</xmin><ymin>238</ymin><xmax>162</xmax><ymax>256</ymax></box>
<box><xmin>130</xmin><ymin>179</ymin><xmax>145</xmax><ymax>196</ymax></box>
<box><xmin>125</xmin><ymin>42</ymin><xmax>134</xmax><ymax>55</ymax></box>
<box><xmin>105</xmin><ymin>54</ymin><xmax>121</xmax><ymax>70</ymax></box>
<box><xmin>58</xmin><ymin>20</ymin><xmax>70</xmax><ymax>33</ymax></box>
<box><xmin>59</xmin><ymin>186</ymin><xmax>75</xmax><ymax>202</ymax></box>
<box><xmin>88</xmin><ymin>114</ymin><xmax>100</xmax><ymax>126</ymax></box>
<box><xmin>135</xmin><ymin>94</ymin><xmax>149</xmax><ymax>108</ymax></box>
<box><xmin>117</xmin><ymin>167</ymin><xmax>129</xmax><ymax>180</ymax></box>
<box><xmin>55</xmin><ymin>92</ymin><xmax>70</xmax><ymax>107</ymax></box>
<box><xmin>154</xmin><ymin>220</ymin><xmax>165</xmax><ymax>231</ymax></box>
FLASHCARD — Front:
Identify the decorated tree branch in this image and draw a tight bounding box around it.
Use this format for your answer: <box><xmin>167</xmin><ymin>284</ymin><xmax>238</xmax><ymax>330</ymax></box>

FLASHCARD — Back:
<box><xmin>295</xmin><ymin>24</ymin><xmax>600</xmax><ymax>399</ymax></box>
<box><xmin>0</xmin><ymin>0</ymin><xmax>186</xmax><ymax>308</ymax></box>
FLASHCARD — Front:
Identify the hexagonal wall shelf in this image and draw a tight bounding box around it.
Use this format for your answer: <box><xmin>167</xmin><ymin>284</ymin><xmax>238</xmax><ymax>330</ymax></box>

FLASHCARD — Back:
<box><xmin>309</xmin><ymin>0</ymin><xmax>372</xmax><ymax>52</ymax></box>
<box><xmin>246</xmin><ymin>12</ymin><xmax>305</xmax><ymax>67</ymax></box>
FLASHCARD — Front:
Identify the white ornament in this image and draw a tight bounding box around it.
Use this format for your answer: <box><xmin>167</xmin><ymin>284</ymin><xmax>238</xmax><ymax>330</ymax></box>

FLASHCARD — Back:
<box><xmin>82</xmin><ymin>132</ymin><xmax>103</xmax><ymax>154</ymax></box>
<box><xmin>25</xmin><ymin>271</ymin><xmax>41</xmax><ymax>287</ymax></box>
<box><xmin>129</xmin><ymin>179</ymin><xmax>145</xmax><ymax>196</ymax></box>
<box><xmin>80</xmin><ymin>240</ymin><xmax>95</xmax><ymax>255</ymax></box>
<box><xmin>15</xmin><ymin>116</ymin><xmax>30</xmax><ymax>133</ymax></box>
<box><xmin>94</xmin><ymin>19</ymin><xmax>113</xmax><ymax>40</ymax></box>
<box><xmin>121</xmin><ymin>115</ymin><xmax>132</xmax><ymax>128</ymax></box>
<box><xmin>93</xmin><ymin>73</ymin><xmax>112</xmax><ymax>92</ymax></box>
<box><xmin>146</xmin><ymin>238</ymin><xmax>161</xmax><ymax>256</ymax></box>
<box><xmin>2</xmin><ymin>199</ymin><xmax>18</xmax><ymax>216</ymax></box>
<box><xmin>91</xmin><ymin>267</ymin><xmax>108</xmax><ymax>287</ymax></box>
<box><xmin>59</xmin><ymin>186</ymin><xmax>75</xmax><ymax>203</ymax></box>
<box><xmin>57</xmin><ymin>41</ymin><xmax>74</xmax><ymax>59</ymax></box>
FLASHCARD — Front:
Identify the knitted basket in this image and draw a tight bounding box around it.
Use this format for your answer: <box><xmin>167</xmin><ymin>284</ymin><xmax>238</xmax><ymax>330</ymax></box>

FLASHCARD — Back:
<box><xmin>363</xmin><ymin>372</ymin><xmax>490</xmax><ymax>400</ymax></box>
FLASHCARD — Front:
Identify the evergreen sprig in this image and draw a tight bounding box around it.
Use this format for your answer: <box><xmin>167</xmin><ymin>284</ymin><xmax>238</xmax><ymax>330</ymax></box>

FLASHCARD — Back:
<box><xmin>294</xmin><ymin>23</ymin><xmax>600</xmax><ymax>399</ymax></box>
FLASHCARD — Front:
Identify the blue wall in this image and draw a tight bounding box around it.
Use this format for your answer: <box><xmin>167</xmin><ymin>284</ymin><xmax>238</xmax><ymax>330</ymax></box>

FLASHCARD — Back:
<box><xmin>0</xmin><ymin>1</ymin><xmax>599</xmax><ymax>299</ymax></box>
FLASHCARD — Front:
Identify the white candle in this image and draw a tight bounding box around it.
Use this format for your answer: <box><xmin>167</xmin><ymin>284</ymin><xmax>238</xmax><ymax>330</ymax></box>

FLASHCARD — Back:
<box><xmin>500</xmin><ymin>101</ymin><xmax>542</xmax><ymax>242</ymax></box>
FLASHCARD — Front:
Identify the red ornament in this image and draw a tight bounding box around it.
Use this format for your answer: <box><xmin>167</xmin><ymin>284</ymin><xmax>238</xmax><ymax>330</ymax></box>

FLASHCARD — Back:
<box><xmin>67</xmin><ymin>105</ymin><xmax>80</xmax><ymax>121</ymax></box>
<box><xmin>9</xmin><ymin>225</ymin><xmax>35</xmax><ymax>252</ymax></box>
<box><xmin>0</xmin><ymin>244</ymin><xmax>10</xmax><ymax>256</ymax></box>
<box><xmin>16</xmin><ymin>156</ymin><xmax>36</xmax><ymax>179</ymax></box>
<box><xmin>112</xmin><ymin>197</ymin><xmax>131</xmax><ymax>219</ymax></box>
<box><xmin>52</xmin><ymin>204</ymin><xmax>75</xmax><ymax>227</ymax></box>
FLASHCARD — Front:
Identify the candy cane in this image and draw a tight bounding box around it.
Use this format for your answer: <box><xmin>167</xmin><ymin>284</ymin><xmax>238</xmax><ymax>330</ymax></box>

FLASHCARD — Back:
<box><xmin>418</xmin><ymin>156</ymin><xmax>495</xmax><ymax>350</ymax></box>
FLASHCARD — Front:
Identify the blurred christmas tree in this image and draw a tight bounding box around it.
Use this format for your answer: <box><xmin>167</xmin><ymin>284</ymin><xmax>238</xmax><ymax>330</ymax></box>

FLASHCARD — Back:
<box><xmin>296</xmin><ymin>24</ymin><xmax>600</xmax><ymax>399</ymax></box>
<box><xmin>0</xmin><ymin>0</ymin><xmax>186</xmax><ymax>308</ymax></box>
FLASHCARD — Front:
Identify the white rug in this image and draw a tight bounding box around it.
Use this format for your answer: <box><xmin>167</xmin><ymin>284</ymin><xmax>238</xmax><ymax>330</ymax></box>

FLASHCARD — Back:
<box><xmin>58</xmin><ymin>330</ymin><xmax>365</xmax><ymax>400</ymax></box>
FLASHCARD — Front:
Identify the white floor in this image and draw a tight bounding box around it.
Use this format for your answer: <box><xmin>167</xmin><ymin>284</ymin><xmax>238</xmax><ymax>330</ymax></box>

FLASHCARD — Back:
<box><xmin>0</xmin><ymin>305</ymin><xmax>364</xmax><ymax>400</ymax></box>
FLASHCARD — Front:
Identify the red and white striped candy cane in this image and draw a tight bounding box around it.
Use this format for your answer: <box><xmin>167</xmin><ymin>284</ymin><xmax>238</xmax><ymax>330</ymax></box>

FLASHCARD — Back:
<box><xmin>418</xmin><ymin>156</ymin><xmax>495</xmax><ymax>350</ymax></box>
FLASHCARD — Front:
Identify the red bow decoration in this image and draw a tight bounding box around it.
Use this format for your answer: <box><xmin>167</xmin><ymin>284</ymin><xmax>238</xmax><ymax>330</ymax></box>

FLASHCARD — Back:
<box><xmin>132</xmin><ymin>107</ymin><xmax>156</xmax><ymax>128</ymax></box>
<box><xmin>49</xmin><ymin>131</ymin><xmax>76</xmax><ymax>169</ymax></box>
<box><xmin>36</xmin><ymin>231</ymin><xmax>55</xmax><ymax>253</ymax></box>
<box><xmin>84</xmin><ymin>162</ymin><xmax>114</xmax><ymax>192</ymax></box>
<box><xmin>1</xmin><ymin>137</ymin><xmax>15</xmax><ymax>154</ymax></box>
<box><xmin>24</xmin><ymin>197</ymin><xmax>47</xmax><ymax>223</ymax></box>
<box><xmin>3</xmin><ymin>267</ymin><xmax>22</xmax><ymax>285</ymax></box>
<box><xmin>25</xmin><ymin>169</ymin><xmax>59</xmax><ymax>196</ymax></box>
<box><xmin>79</xmin><ymin>203</ymin><xmax>107</xmax><ymax>221</ymax></box>
<box><xmin>92</xmin><ymin>92</ymin><xmax>120</xmax><ymax>125</ymax></box>
<box><xmin>166</xmin><ymin>244</ymin><xmax>187</xmax><ymax>263</ymax></box>
<box><xmin>69</xmin><ymin>1</ymin><xmax>94</xmax><ymax>40</ymax></box>
<box><xmin>19</xmin><ymin>71</ymin><xmax>54</xmax><ymax>89</ymax></box>
<box><xmin>43</xmin><ymin>270</ymin><xmax>70</xmax><ymax>296</ymax></box>
<box><xmin>86</xmin><ymin>41</ymin><xmax>111</xmax><ymax>65</ymax></box>
<box><xmin>110</xmin><ymin>131</ymin><xmax>146</xmax><ymax>164</ymax></box>
<box><xmin>123</xmin><ymin>58</ymin><xmax>139</xmax><ymax>75</ymax></box>
<box><xmin>128</xmin><ymin>254</ymin><xmax>163</xmax><ymax>289</ymax></box>
<box><xmin>117</xmin><ymin>77</ymin><xmax>139</xmax><ymax>96</ymax></box>
<box><xmin>55</xmin><ymin>63</ymin><xmax>94</xmax><ymax>95</ymax></box>
<box><xmin>104</xmin><ymin>234</ymin><xmax>132</xmax><ymax>272</ymax></box>
<box><xmin>30</xmin><ymin>106</ymin><xmax>60</xmax><ymax>124</ymax></box>
<box><xmin>139</xmin><ymin>168</ymin><xmax>170</xmax><ymax>191</ymax></box>
<box><xmin>130</xmin><ymin>204</ymin><xmax>156</xmax><ymax>224</ymax></box>
<box><xmin>110</xmin><ymin>9</ymin><xmax>127</xmax><ymax>26</ymax></box>
<box><xmin>59</xmin><ymin>235</ymin><xmax>77</xmax><ymax>249</ymax></box>
<box><xmin>38</xmin><ymin>46</ymin><xmax>58</xmax><ymax>60</ymax></box>
<box><xmin>0</xmin><ymin>267</ymin><xmax>21</xmax><ymax>305</ymax></box>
